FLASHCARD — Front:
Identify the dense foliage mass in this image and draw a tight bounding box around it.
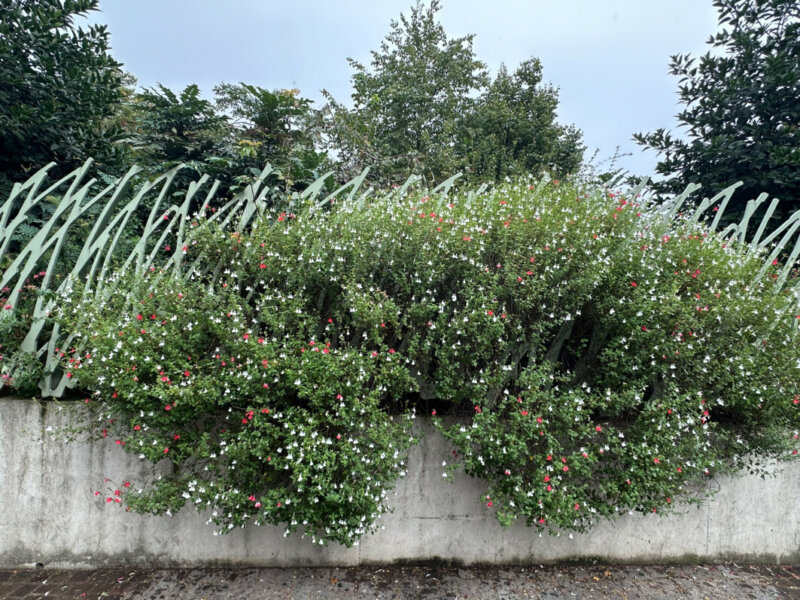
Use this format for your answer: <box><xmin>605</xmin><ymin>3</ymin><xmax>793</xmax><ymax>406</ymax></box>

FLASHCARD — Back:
<box><xmin>0</xmin><ymin>0</ymin><xmax>122</xmax><ymax>191</ymax></box>
<box><xmin>635</xmin><ymin>0</ymin><xmax>800</xmax><ymax>227</ymax></box>
<box><xmin>60</xmin><ymin>179</ymin><xmax>800</xmax><ymax>543</ymax></box>
<box><xmin>323</xmin><ymin>0</ymin><xmax>583</xmax><ymax>184</ymax></box>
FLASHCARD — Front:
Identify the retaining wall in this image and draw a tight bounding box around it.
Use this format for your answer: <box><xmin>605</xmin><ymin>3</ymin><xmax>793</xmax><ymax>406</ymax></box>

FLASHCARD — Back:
<box><xmin>1</xmin><ymin>399</ymin><xmax>798</xmax><ymax>567</ymax></box>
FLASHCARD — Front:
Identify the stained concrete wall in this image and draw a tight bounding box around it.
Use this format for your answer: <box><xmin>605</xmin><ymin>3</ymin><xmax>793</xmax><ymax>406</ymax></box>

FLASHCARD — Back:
<box><xmin>0</xmin><ymin>398</ymin><xmax>798</xmax><ymax>568</ymax></box>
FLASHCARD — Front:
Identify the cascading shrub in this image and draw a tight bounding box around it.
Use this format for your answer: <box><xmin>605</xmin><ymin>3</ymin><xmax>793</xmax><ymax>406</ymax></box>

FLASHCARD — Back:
<box><xmin>61</xmin><ymin>177</ymin><xmax>800</xmax><ymax>544</ymax></box>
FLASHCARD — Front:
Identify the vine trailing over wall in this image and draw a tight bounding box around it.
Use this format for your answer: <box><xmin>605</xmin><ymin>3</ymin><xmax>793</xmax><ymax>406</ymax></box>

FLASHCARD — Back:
<box><xmin>1</xmin><ymin>163</ymin><xmax>799</xmax><ymax>545</ymax></box>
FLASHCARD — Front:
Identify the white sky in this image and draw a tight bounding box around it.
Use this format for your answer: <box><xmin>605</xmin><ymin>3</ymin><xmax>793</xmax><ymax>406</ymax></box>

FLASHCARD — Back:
<box><xmin>85</xmin><ymin>1</ymin><xmax>720</xmax><ymax>178</ymax></box>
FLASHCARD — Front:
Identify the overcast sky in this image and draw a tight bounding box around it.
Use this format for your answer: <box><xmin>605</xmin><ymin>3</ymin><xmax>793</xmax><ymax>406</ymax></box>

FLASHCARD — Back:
<box><xmin>84</xmin><ymin>1</ymin><xmax>720</xmax><ymax>178</ymax></box>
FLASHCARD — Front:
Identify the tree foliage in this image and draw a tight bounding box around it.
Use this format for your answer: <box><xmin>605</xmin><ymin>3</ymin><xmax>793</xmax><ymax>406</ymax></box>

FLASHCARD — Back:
<box><xmin>634</xmin><ymin>0</ymin><xmax>800</xmax><ymax>224</ymax></box>
<box><xmin>0</xmin><ymin>0</ymin><xmax>123</xmax><ymax>189</ymax></box>
<box><xmin>131</xmin><ymin>84</ymin><xmax>228</xmax><ymax>174</ymax></box>
<box><xmin>323</xmin><ymin>0</ymin><xmax>583</xmax><ymax>185</ymax></box>
<box><xmin>462</xmin><ymin>59</ymin><xmax>584</xmax><ymax>181</ymax></box>
<box><xmin>117</xmin><ymin>82</ymin><xmax>329</xmax><ymax>202</ymax></box>
<box><xmin>214</xmin><ymin>83</ymin><xmax>329</xmax><ymax>192</ymax></box>
<box><xmin>323</xmin><ymin>0</ymin><xmax>488</xmax><ymax>183</ymax></box>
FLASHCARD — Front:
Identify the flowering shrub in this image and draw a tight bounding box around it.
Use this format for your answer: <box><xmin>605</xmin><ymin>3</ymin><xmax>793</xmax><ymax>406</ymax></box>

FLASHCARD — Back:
<box><xmin>61</xmin><ymin>177</ymin><xmax>800</xmax><ymax>543</ymax></box>
<box><xmin>1</xmin><ymin>273</ymin><xmax>48</xmax><ymax>393</ymax></box>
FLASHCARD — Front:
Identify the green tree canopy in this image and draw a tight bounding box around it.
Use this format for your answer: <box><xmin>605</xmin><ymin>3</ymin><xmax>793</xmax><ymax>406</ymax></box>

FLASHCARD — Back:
<box><xmin>0</xmin><ymin>0</ymin><xmax>123</xmax><ymax>189</ymax></box>
<box><xmin>634</xmin><ymin>0</ymin><xmax>800</xmax><ymax>225</ymax></box>
<box><xmin>323</xmin><ymin>0</ymin><xmax>488</xmax><ymax>183</ymax></box>
<box><xmin>462</xmin><ymin>59</ymin><xmax>584</xmax><ymax>181</ymax></box>
<box><xmin>130</xmin><ymin>84</ymin><xmax>228</xmax><ymax>178</ymax></box>
<box><xmin>214</xmin><ymin>83</ymin><xmax>329</xmax><ymax>192</ymax></box>
<box><xmin>324</xmin><ymin>1</ymin><xmax>583</xmax><ymax>185</ymax></box>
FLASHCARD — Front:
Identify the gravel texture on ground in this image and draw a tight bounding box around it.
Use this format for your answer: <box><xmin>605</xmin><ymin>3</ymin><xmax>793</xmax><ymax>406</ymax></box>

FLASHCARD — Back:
<box><xmin>0</xmin><ymin>564</ymin><xmax>797</xmax><ymax>599</ymax></box>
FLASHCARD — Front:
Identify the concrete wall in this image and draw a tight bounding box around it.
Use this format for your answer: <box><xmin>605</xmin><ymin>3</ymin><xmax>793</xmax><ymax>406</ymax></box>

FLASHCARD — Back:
<box><xmin>1</xmin><ymin>398</ymin><xmax>798</xmax><ymax>568</ymax></box>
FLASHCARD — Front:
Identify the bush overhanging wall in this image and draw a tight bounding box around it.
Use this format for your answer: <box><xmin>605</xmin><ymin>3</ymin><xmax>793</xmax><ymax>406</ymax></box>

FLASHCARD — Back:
<box><xmin>1</xmin><ymin>163</ymin><xmax>799</xmax><ymax>545</ymax></box>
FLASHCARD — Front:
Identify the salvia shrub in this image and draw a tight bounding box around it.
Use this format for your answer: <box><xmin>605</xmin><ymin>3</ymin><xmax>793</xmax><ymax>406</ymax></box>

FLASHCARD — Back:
<box><xmin>60</xmin><ymin>178</ymin><xmax>800</xmax><ymax>545</ymax></box>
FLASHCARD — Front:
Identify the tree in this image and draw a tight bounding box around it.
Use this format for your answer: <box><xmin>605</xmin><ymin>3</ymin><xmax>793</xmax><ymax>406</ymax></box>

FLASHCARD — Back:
<box><xmin>324</xmin><ymin>1</ymin><xmax>583</xmax><ymax>186</ymax></box>
<box><xmin>0</xmin><ymin>0</ymin><xmax>124</xmax><ymax>190</ymax></box>
<box><xmin>323</xmin><ymin>0</ymin><xmax>488</xmax><ymax>184</ymax></box>
<box><xmin>634</xmin><ymin>0</ymin><xmax>800</xmax><ymax>225</ymax></box>
<box><xmin>129</xmin><ymin>84</ymin><xmax>229</xmax><ymax>183</ymax></box>
<box><xmin>214</xmin><ymin>83</ymin><xmax>329</xmax><ymax>193</ymax></box>
<box><xmin>462</xmin><ymin>59</ymin><xmax>584</xmax><ymax>181</ymax></box>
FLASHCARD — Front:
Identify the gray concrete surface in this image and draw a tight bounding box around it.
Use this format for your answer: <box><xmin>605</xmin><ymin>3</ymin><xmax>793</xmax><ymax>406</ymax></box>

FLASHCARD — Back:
<box><xmin>0</xmin><ymin>564</ymin><xmax>798</xmax><ymax>599</ymax></box>
<box><xmin>1</xmin><ymin>398</ymin><xmax>799</xmax><ymax>568</ymax></box>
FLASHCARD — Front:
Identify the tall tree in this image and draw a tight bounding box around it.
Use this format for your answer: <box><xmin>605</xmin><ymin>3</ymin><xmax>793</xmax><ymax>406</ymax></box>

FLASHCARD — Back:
<box><xmin>634</xmin><ymin>0</ymin><xmax>800</xmax><ymax>225</ymax></box>
<box><xmin>0</xmin><ymin>0</ymin><xmax>124</xmax><ymax>189</ymax></box>
<box><xmin>462</xmin><ymin>59</ymin><xmax>584</xmax><ymax>181</ymax></box>
<box><xmin>323</xmin><ymin>0</ymin><xmax>488</xmax><ymax>184</ymax></box>
<box><xmin>324</xmin><ymin>1</ymin><xmax>583</xmax><ymax>186</ymax></box>
<box><xmin>214</xmin><ymin>83</ymin><xmax>329</xmax><ymax>193</ymax></box>
<box><xmin>130</xmin><ymin>84</ymin><xmax>229</xmax><ymax>180</ymax></box>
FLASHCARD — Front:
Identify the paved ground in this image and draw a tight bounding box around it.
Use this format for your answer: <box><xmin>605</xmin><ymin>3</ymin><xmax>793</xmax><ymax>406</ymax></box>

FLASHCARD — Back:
<box><xmin>0</xmin><ymin>564</ymin><xmax>798</xmax><ymax>599</ymax></box>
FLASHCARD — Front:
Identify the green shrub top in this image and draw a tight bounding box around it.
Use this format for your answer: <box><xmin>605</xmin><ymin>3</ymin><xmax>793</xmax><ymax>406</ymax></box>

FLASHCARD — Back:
<box><xmin>61</xmin><ymin>177</ymin><xmax>800</xmax><ymax>544</ymax></box>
